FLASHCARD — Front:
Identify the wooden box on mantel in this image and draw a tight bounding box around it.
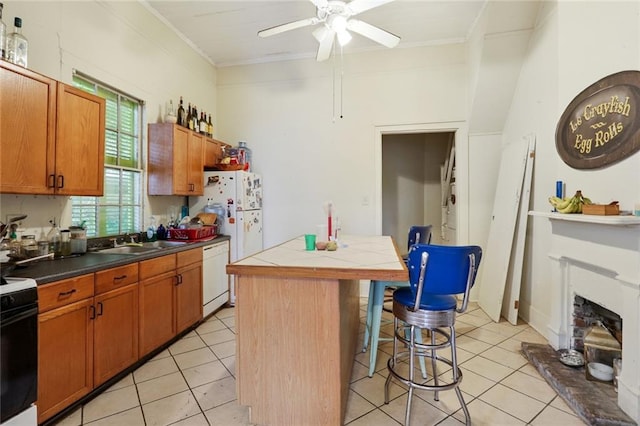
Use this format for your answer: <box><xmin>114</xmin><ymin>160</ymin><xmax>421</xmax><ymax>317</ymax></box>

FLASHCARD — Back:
<box><xmin>582</xmin><ymin>203</ymin><xmax>620</xmax><ymax>216</ymax></box>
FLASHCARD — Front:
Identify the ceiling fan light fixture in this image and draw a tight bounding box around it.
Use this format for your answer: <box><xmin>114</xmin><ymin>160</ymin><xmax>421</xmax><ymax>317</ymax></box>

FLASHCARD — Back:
<box><xmin>313</xmin><ymin>25</ymin><xmax>330</xmax><ymax>42</ymax></box>
<box><xmin>337</xmin><ymin>29</ymin><xmax>352</xmax><ymax>46</ymax></box>
<box><xmin>329</xmin><ymin>14</ymin><xmax>348</xmax><ymax>33</ymax></box>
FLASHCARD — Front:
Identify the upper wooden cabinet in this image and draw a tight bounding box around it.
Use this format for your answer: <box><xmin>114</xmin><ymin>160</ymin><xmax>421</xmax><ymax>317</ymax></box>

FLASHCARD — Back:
<box><xmin>148</xmin><ymin>123</ymin><xmax>205</xmax><ymax>196</ymax></box>
<box><xmin>0</xmin><ymin>61</ymin><xmax>105</xmax><ymax>195</ymax></box>
<box><xmin>204</xmin><ymin>137</ymin><xmax>228</xmax><ymax>168</ymax></box>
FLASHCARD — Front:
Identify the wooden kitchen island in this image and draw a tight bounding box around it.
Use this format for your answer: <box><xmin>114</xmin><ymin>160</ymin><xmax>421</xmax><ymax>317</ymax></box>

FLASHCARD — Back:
<box><xmin>226</xmin><ymin>235</ymin><xmax>407</xmax><ymax>426</ymax></box>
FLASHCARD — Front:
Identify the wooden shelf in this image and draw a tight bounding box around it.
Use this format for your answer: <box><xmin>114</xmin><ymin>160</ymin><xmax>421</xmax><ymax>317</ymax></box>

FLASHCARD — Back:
<box><xmin>529</xmin><ymin>211</ymin><xmax>640</xmax><ymax>226</ymax></box>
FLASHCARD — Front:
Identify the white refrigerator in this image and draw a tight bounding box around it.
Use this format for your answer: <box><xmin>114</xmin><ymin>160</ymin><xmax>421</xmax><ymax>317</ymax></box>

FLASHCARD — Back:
<box><xmin>189</xmin><ymin>171</ymin><xmax>263</xmax><ymax>305</ymax></box>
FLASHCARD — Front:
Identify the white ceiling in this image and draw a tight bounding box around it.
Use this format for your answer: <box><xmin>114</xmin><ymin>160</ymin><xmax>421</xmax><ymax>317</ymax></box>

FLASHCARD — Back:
<box><xmin>143</xmin><ymin>0</ymin><xmax>488</xmax><ymax>67</ymax></box>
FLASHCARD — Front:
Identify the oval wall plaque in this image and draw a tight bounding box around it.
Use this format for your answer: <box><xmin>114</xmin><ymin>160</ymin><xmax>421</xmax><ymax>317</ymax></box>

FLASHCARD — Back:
<box><xmin>555</xmin><ymin>70</ymin><xmax>640</xmax><ymax>169</ymax></box>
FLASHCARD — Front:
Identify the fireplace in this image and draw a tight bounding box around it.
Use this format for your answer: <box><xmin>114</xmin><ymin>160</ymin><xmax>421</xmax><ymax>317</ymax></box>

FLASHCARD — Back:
<box><xmin>530</xmin><ymin>211</ymin><xmax>640</xmax><ymax>423</ymax></box>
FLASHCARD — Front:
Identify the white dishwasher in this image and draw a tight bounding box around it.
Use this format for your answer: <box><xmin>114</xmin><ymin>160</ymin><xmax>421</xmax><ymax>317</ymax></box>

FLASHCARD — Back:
<box><xmin>202</xmin><ymin>240</ymin><xmax>230</xmax><ymax>317</ymax></box>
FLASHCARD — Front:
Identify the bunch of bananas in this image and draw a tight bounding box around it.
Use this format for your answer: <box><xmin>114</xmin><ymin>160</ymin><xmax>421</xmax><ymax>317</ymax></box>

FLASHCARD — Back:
<box><xmin>548</xmin><ymin>190</ymin><xmax>593</xmax><ymax>213</ymax></box>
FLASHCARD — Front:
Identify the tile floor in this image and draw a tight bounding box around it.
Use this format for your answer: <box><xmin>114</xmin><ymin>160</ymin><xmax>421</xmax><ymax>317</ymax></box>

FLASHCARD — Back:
<box><xmin>52</xmin><ymin>300</ymin><xmax>587</xmax><ymax>426</ymax></box>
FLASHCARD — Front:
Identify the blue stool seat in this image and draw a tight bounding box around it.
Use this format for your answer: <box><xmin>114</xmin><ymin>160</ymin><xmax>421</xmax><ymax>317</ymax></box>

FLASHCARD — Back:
<box><xmin>384</xmin><ymin>243</ymin><xmax>482</xmax><ymax>426</ymax></box>
<box><xmin>362</xmin><ymin>225</ymin><xmax>432</xmax><ymax>377</ymax></box>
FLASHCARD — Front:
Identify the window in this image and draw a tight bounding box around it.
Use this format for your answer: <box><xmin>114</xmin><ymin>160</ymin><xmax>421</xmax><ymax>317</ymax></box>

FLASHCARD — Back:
<box><xmin>71</xmin><ymin>73</ymin><xmax>143</xmax><ymax>237</ymax></box>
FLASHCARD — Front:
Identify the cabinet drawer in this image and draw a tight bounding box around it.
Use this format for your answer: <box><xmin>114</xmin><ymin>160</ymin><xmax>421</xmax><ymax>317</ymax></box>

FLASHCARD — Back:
<box><xmin>38</xmin><ymin>274</ymin><xmax>94</xmax><ymax>313</ymax></box>
<box><xmin>139</xmin><ymin>254</ymin><xmax>176</xmax><ymax>280</ymax></box>
<box><xmin>95</xmin><ymin>263</ymin><xmax>139</xmax><ymax>295</ymax></box>
<box><xmin>177</xmin><ymin>248</ymin><xmax>202</xmax><ymax>268</ymax></box>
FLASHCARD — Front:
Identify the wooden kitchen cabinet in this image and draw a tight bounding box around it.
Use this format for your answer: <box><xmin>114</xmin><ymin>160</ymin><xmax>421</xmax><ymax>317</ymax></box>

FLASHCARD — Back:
<box><xmin>148</xmin><ymin>123</ymin><xmax>204</xmax><ymax>196</ymax></box>
<box><xmin>93</xmin><ymin>264</ymin><xmax>139</xmax><ymax>386</ymax></box>
<box><xmin>0</xmin><ymin>61</ymin><xmax>105</xmax><ymax>195</ymax></box>
<box><xmin>204</xmin><ymin>137</ymin><xmax>228</xmax><ymax>168</ymax></box>
<box><xmin>176</xmin><ymin>248</ymin><xmax>203</xmax><ymax>333</ymax></box>
<box><xmin>37</xmin><ymin>274</ymin><xmax>95</xmax><ymax>424</ymax></box>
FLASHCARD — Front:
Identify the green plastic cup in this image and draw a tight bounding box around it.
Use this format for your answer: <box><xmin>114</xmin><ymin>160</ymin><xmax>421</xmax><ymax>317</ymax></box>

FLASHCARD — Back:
<box><xmin>304</xmin><ymin>234</ymin><xmax>316</xmax><ymax>250</ymax></box>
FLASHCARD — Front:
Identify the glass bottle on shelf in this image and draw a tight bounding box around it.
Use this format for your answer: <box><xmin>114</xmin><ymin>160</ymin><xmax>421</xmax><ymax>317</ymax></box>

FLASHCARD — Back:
<box><xmin>186</xmin><ymin>103</ymin><xmax>194</xmax><ymax>131</ymax></box>
<box><xmin>208</xmin><ymin>114</ymin><xmax>214</xmax><ymax>137</ymax></box>
<box><xmin>177</xmin><ymin>96</ymin><xmax>186</xmax><ymax>127</ymax></box>
<box><xmin>0</xmin><ymin>3</ymin><xmax>7</xmax><ymax>60</ymax></box>
<box><xmin>7</xmin><ymin>16</ymin><xmax>28</xmax><ymax>67</ymax></box>
<box><xmin>199</xmin><ymin>111</ymin><xmax>207</xmax><ymax>135</ymax></box>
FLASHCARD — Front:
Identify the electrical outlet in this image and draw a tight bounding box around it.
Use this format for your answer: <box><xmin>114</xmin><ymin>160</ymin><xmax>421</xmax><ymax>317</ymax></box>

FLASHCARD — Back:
<box><xmin>361</xmin><ymin>196</ymin><xmax>370</xmax><ymax>206</ymax></box>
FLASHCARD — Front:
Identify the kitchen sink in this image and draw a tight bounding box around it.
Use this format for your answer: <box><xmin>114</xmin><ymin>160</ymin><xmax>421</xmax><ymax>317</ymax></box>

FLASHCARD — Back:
<box><xmin>95</xmin><ymin>245</ymin><xmax>158</xmax><ymax>255</ymax></box>
<box><xmin>141</xmin><ymin>241</ymin><xmax>187</xmax><ymax>249</ymax></box>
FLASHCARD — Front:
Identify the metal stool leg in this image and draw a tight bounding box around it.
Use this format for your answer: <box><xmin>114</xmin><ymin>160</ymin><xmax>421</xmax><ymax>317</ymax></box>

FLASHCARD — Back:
<box><xmin>431</xmin><ymin>329</ymin><xmax>439</xmax><ymax>401</ymax></box>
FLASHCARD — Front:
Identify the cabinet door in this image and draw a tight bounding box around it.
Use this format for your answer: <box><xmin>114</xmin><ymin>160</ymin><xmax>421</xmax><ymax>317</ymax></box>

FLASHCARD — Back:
<box><xmin>38</xmin><ymin>298</ymin><xmax>94</xmax><ymax>424</ymax></box>
<box><xmin>187</xmin><ymin>132</ymin><xmax>204</xmax><ymax>195</ymax></box>
<box><xmin>204</xmin><ymin>138</ymin><xmax>223</xmax><ymax>168</ymax></box>
<box><xmin>55</xmin><ymin>83</ymin><xmax>105</xmax><ymax>195</ymax></box>
<box><xmin>94</xmin><ymin>284</ymin><xmax>139</xmax><ymax>386</ymax></box>
<box><xmin>171</xmin><ymin>126</ymin><xmax>191</xmax><ymax>195</ymax></box>
<box><xmin>0</xmin><ymin>61</ymin><xmax>56</xmax><ymax>194</ymax></box>
<box><xmin>176</xmin><ymin>262</ymin><xmax>203</xmax><ymax>333</ymax></box>
<box><xmin>139</xmin><ymin>271</ymin><xmax>177</xmax><ymax>356</ymax></box>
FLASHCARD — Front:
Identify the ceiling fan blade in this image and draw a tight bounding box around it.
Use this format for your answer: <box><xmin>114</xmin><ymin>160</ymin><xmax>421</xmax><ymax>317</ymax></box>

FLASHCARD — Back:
<box><xmin>346</xmin><ymin>0</ymin><xmax>395</xmax><ymax>16</ymax></box>
<box><xmin>316</xmin><ymin>28</ymin><xmax>336</xmax><ymax>61</ymax></box>
<box><xmin>258</xmin><ymin>17</ymin><xmax>318</xmax><ymax>38</ymax></box>
<box><xmin>309</xmin><ymin>0</ymin><xmax>329</xmax><ymax>9</ymax></box>
<box><xmin>346</xmin><ymin>19</ymin><xmax>400</xmax><ymax>48</ymax></box>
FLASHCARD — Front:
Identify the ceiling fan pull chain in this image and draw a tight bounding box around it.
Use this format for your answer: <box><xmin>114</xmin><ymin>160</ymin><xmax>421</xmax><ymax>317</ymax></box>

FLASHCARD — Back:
<box><xmin>332</xmin><ymin>43</ymin><xmax>336</xmax><ymax>122</ymax></box>
<box><xmin>340</xmin><ymin>45</ymin><xmax>344</xmax><ymax>119</ymax></box>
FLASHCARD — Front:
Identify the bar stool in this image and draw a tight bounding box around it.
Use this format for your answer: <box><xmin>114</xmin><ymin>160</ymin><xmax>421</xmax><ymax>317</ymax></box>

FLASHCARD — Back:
<box><xmin>384</xmin><ymin>243</ymin><xmax>482</xmax><ymax>426</ymax></box>
<box><xmin>362</xmin><ymin>225</ymin><xmax>432</xmax><ymax>377</ymax></box>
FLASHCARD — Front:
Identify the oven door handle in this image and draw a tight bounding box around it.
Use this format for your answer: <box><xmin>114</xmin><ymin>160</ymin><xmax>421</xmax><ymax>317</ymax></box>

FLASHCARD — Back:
<box><xmin>0</xmin><ymin>305</ymin><xmax>38</xmax><ymax>328</ymax></box>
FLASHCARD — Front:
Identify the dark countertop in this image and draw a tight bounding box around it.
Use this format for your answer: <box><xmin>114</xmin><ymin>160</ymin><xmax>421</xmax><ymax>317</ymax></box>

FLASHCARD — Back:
<box><xmin>6</xmin><ymin>236</ymin><xmax>230</xmax><ymax>285</ymax></box>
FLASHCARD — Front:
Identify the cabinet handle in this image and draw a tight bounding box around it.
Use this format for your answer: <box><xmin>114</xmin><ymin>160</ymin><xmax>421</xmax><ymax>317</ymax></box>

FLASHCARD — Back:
<box><xmin>175</xmin><ymin>274</ymin><xmax>183</xmax><ymax>285</ymax></box>
<box><xmin>59</xmin><ymin>288</ymin><xmax>77</xmax><ymax>297</ymax></box>
<box><xmin>48</xmin><ymin>174</ymin><xmax>56</xmax><ymax>188</ymax></box>
<box><xmin>97</xmin><ymin>302</ymin><xmax>103</xmax><ymax>316</ymax></box>
<box><xmin>113</xmin><ymin>274</ymin><xmax>127</xmax><ymax>282</ymax></box>
<box><xmin>57</xmin><ymin>175</ymin><xmax>64</xmax><ymax>189</ymax></box>
<box><xmin>89</xmin><ymin>305</ymin><xmax>96</xmax><ymax>320</ymax></box>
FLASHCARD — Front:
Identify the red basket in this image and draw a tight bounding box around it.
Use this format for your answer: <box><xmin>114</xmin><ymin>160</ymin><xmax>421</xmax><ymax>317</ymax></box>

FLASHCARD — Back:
<box><xmin>168</xmin><ymin>225</ymin><xmax>216</xmax><ymax>240</ymax></box>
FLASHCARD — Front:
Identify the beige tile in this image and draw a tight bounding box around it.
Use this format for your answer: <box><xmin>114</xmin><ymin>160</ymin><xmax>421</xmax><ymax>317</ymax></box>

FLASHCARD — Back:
<box><xmin>530</xmin><ymin>405</ymin><xmax>587</xmax><ymax>425</ymax></box>
<box><xmin>380</xmin><ymin>392</ymin><xmax>448</xmax><ymax>425</ymax></box>
<box><xmin>104</xmin><ymin>373</ymin><xmax>134</xmax><ymax>393</ymax></box>
<box><xmin>479</xmin><ymin>383</ymin><xmax>546</xmax><ymax>423</ymax></box>
<box><xmin>421</xmin><ymin>387</ymin><xmax>472</xmax><ymax>416</ymax></box>
<box><xmin>350</xmin><ymin>359</ymin><xmax>370</xmax><ymax>382</ymax></box>
<box><xmin>220</xmin><ymin>315</ymin><xmax>235</xmax><ymax>329</ymax></box>
<box><xmin>54</xmin><ymin>407</ymin><xmax>82</xmax><ymax>426</ymax></box>
<box><xmin>481</xmin><ymin>346</ymin><xmax>528</xmax><ymax>369</ymax></box>
<box><xmin>518</xmin><ymin>362</ymin><xmax>544</xmax><ymax>379</ymax></box>
<box><xmin>479</xmin><ymin>320</ymin><xmax>528</xmax><ymax>338</ymax></box>
<box><xmin>454</xmin><ymin>321</ymin><xmax>477</xmax><ymax>336</ymax></box>
<box><xmin>150</xmin><ymin>348</ymin><xmax>171</xmax><ymax>361</ymax></box>
<box><xmin>454</xmin><ymin>398</ymin><xmax>525</xmax><ymax>425</ymax></box>
<box><xmin>82</xmin><ymin>384</ymin><xmax>140</xmax><ymax>423</ymax></box>
<box><xmin>204</xmin><ymin>401</ymin><xmax>252</xmax><ymax>426</ymax></box>
<box><xmin>200</xmin><ymin>328</ymin><xmax>236</xmax><ymax>346</ymax></box>
<box><xmin>345</xmin><ymin>408</ymin><xmax>399</xmax><ymax>426</ymax></box>
<box><xmin>182</xmin><ymin>360</ymin><xmax>231</xmax><ymax>388</ymax></box>
<box><xmin>133</xmin><ymin>356</ymin><xmax>178</xmax><ymax>383</ymax></box>
<box><xmin>455</xmin><ymin>335</ymin><xmax>492</xmax><ymax>354</ymax></box>
<box><xmin>84</xmin><ymin>407</ymin><xmax>144</xmax><ymax>426</ymax></box>
<box><xmin>220</xmin><ymin>354</ymin><xmax>236</xmax><ymax>377</ymax></box>
<box><xmin>500</xmin><ymin>370</ymin><xmax>557</xmax><ymax>403</ymax></box>
<box><xmin>142</xmin><ymin>390</ymin><xmax>201</xmax><ymax>426</ymax></box>
<box><xmin>512</xmin><ymin>328</ymin><xmax>548</xmax><ymax>344</ymax></box>
<box><xmin>497</xmin><ymin>337</ymin><xmax>526</xmax><ymax>353</ymax></box>
<box><xmin>343</xmin><ymin>390</ymin><xmax>376</xmax><ymax>424</ymax></box>
<box><xmin>136</xmin><ymin>371</ymin><xmax>189</xmax><ymax>405</ymax></box>
<box><xmin>169</xmin><ymin>413</ymin><xmax>210</xmax><ymax>426</ymax></box>
<box><xmin>460</xmin><ymin>356</ymin><xmax>514</xmax><ymax>382</ymax></box>
<box><xmin>550</xmin><ymin>394</ymin><xmax>579</xmax><ymax>415</ymax></box>
<box><xmin>169</xmin><ymin>335</ymin><xmax>206</xmax><ymax>355</ymax></box>
<box><xmin>196</xmin><ymin>318</ymin><xmax>227</xmax><ymax>335</ymax></box>
<box><xmin>192</xmin><ymin>376</ymin><xmax>237</xmax><ymax>411</ymax></box>
<box><xmin>350</xmin><ymin>374</ymin><xmax>405</xmax><ymax>407</ymax></box>
<box><xmin>437</xmin><ymin>416</ymin><xmax>466</xmax><ymax>425</ymax></box>
<box><xmin>457</xmin><ymin>312</ymin><xmax>492</xmax><ymax>328</ymax></box>
<box><xmin>173</xmin><ymin>347</ymin><xmax>218</xmax><ymax>370</ymax></box>
<box><xmin>457</xmin><ymin>369</ymin><xmax>496</xmax><ymax>397</ymax></box>
<box><xmin>215</xmin><ymin>307</ymin><xmax>235</xmax><ymax>319</ymax></box>
<box><xmin>465</xmin><ymin>327</ymin><xmax>508</xmax><ymax>345</ymax></box>
<box><xmin>209</xmin><ymin>339</ymin><xmax>236</xmax><ymax>359</ymax></box>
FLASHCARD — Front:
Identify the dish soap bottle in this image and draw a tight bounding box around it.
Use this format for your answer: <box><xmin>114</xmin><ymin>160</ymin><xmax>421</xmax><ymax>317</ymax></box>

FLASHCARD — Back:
<box><xmin>47</xmin><ymin>218</ymin><xmax>61</xmax><ymax>256</ymax></box>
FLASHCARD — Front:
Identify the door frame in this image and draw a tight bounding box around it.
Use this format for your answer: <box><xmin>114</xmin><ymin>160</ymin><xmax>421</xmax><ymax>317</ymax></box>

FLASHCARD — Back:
<box><xmin>374</xmin><ymin>121</ymin><xmax>469</xmax><ymax>244</ymax></box>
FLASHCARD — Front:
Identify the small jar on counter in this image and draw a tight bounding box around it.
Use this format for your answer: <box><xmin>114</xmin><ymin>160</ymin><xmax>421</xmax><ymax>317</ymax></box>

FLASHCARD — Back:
<box><xmin>21</xmin><ymin>235</ymin><xmax>38</xmax><ymax>258</ymax></box>
<box><xmin>60</xmin><ymin>230</ymin><xmax>72</xmax><ymax>256</ymax></box>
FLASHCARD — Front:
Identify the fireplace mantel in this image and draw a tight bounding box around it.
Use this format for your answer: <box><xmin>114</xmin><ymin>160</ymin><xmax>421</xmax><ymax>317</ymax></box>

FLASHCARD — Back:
<box><xmin>530</xmin><ymin>211</ymin><xmax>640</xmax><ymax>422</ymax></box>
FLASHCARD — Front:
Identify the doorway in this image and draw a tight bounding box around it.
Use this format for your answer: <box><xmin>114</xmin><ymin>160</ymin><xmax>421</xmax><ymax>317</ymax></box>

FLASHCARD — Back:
<box><xmin>374</xmin><ymin>122</ymin><xmax>468</xmax><ymax>248</ymax></box>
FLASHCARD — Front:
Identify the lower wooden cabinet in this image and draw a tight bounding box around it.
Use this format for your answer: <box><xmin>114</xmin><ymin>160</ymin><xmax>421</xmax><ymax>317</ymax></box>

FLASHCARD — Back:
<box><xmin>38</xmin><ymin>249</ymin><xmax>204</xmax><ymax>423</ymax></box>
<box><xmin>37</xmin><ymin>275</ymin><xmax>95</xmax><ymax>424</ymax></box>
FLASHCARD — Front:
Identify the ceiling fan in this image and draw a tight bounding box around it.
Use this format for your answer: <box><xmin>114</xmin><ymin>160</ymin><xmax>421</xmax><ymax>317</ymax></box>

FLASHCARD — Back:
<box><xmin>258</xmin><ymin>0</ymin><xmax>400</xmax><ymax>62</ymax></box>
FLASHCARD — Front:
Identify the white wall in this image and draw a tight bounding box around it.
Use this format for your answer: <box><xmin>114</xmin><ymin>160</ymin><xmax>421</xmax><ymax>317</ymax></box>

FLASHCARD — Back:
<box><xmin>0</xmin><ymin>1</ymin><xmax>218</xmax><ymax>234</ymax></box>
<box><xmin>216</xmin><ymin>45</ymin><xmax>468</xmax><ymax>250</ymax></box>
<box><xmin>501</xmin><ymin>1</ymin><xmax>640</xmax><ymax>335</ymax></box>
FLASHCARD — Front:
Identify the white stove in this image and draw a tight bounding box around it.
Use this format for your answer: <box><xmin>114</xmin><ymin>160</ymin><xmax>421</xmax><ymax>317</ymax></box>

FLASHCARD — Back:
<box><xmin>0</xmin><ymin>277</ymin><xmax>37</xmax><ymax>294</ymax></box>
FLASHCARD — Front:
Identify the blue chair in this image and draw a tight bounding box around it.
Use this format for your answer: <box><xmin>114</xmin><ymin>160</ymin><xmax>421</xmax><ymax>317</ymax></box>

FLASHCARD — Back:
<box><xmin>384</xmin><ymin>243</ymin><xmax>482</xmax><ymax>426</ymax></box>
<box><xmin>362</xmin><ymin>225</ymin><xmax>432</xmax><ymax>377</ymax></box>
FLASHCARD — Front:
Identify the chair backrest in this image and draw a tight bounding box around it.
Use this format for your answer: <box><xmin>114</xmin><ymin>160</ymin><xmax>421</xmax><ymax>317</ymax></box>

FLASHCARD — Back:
<box><xmin>407</xmin><ymin>225</ymin><xmax>432</xmax><ymax>250</ymax></box>
<box><xmin>407</xmin><ymin>244</ymin><xmax>482</xmax><ymax>299</ymax></box>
